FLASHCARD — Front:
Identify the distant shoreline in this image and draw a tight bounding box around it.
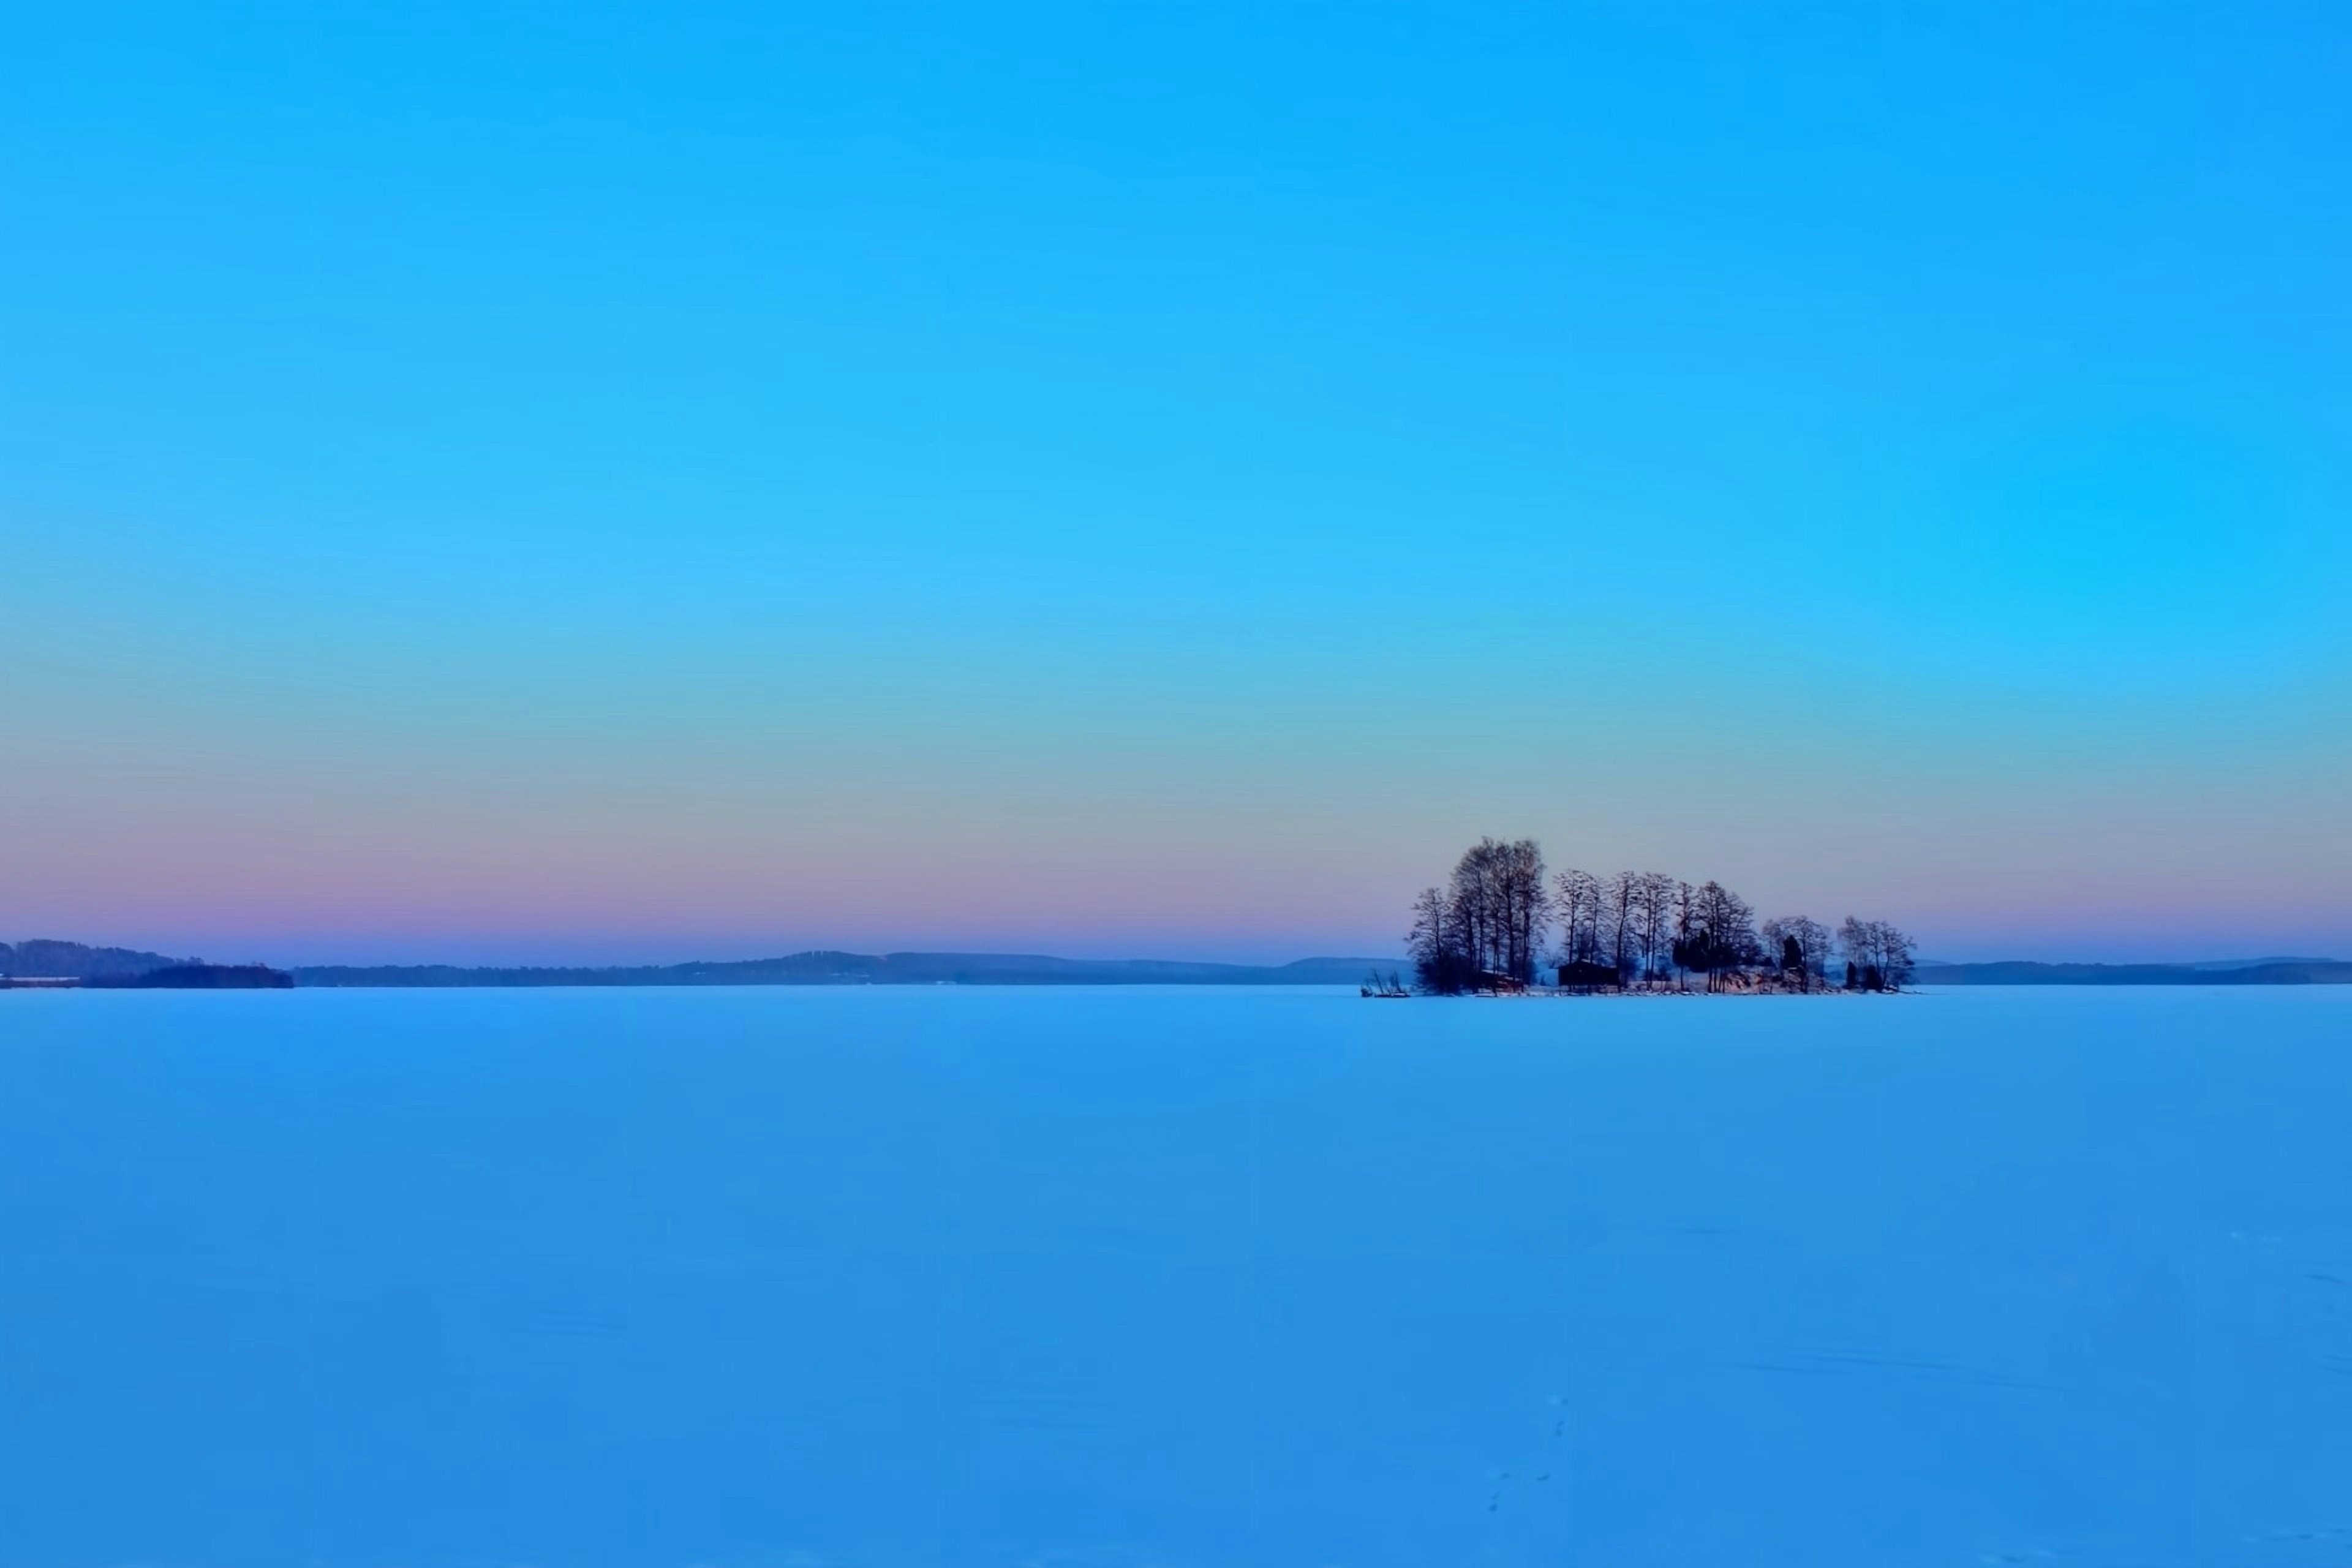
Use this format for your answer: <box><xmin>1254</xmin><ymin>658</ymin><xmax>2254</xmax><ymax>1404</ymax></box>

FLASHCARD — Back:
<box><xmin>4</xmin><ymin>940</ymin><xmax>2348</xmax><ymax>990</ymax></box>
<box><xmin>1915</xmin><ymin>959</ymin><xmax>2352</xmax><ymax>986</ymax></box>
<box><xmin>3</xmin><ymin>944</ymin><xmax>1396</xmax><ymax>990</ymax></box>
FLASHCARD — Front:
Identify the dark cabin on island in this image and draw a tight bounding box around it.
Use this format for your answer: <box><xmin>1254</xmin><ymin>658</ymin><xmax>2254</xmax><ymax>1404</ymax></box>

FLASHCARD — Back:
<box><xmin>1555</xmin><ymin>960</ymin><xmax>1620</xmax><ymax>992</ymax></box>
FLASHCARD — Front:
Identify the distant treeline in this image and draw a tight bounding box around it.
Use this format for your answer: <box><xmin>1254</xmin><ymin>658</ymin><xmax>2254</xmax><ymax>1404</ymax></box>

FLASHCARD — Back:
<box><xmin>85</xmin><ymin>963</ymin><xmax>295</xmax><ymax>990</ymax></box>
<box><xmin>0</xmin><ymin>938</ymin><xmax>194</xmax><ymax>980</ymax></box>
<box><xmin>1406</xmin><ymin>838</ymin><xmax>1915</xmax><ymax>995</ymax></box>
<box><xmin>293</xmin><ymin>952</ymin><xmax>1395</xmax><ymax>987</ymax></box>
<box><xmin>1917</xmin><ymin>959</ymin><xmax>2352</xmax><ymax>986</ymax></box>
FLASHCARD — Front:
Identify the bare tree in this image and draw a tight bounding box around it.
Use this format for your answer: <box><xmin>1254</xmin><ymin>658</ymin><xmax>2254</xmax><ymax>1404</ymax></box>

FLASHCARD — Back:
<box><xmin>1838</xmin><ymin>916</ymin><xmax>1875</xmax><ymax>990</ymax></box>
<box><xmin>1425</xmin><ymin>838</ymin><xmax>1552</xmax><ymax>989</ymax></box>
<box><xmin>1838</xmin><ymin>917</ymin><xmax>1917</xmax><ymax>992</ymax></box>
<box><xmin>1631</xmin><ymin>872</ymin><xmax>1675</xmax><ymax>986</ymax></box>
<box><xmin>1761</xmin><ymin>914</ymin><xmax>1832</xmax><ymax>992</ymax></box>
<box><xmin>1553</xmin><ymin>867</ymin><xmax>1603</xmax><ymax>968</ymax></box>
<box><xmin>1453</xmin><ymin>841</ymin><xmax>1503</xmax><ymax>979</ymax></box>
<box><xmin>1680</xmin><ymin>881</ymin><xmax>1762</xmax><ymax>991</ymax></box>
<box><xmin>1408</xmin><ymin>886</ymin><xmax>1468</xmax><ymax>994</ymax></box>
<box><xmin>1602</xmin><ymin>871</ymin><xmax>1638</xmax><ymax>981</ymax></box>
<box><xmin>1449</xmin><ymin>883</ymin><xmax>1480</xmax><ymax>981</ymax></box>
<box><xmin>1879</xmin><ymin>923</ymin><xmax>1917</xmax><ymax>989</ymax></box>
<box><xmin>1500</xmin><ymin>839</ymin><xmax>1551</xmax><ymax>986</ymax></box>
<box><xmin>1671</xmin><ymin>880</ymin><xmax>1697</xmax><ymax>989</ymax></box>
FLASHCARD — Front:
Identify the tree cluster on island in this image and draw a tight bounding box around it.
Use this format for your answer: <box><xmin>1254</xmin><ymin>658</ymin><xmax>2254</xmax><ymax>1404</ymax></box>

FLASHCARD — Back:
<box><xmin>1403</xmin><ymin>838</ymin><xmax>1916</xmax><ymax>996</ymax></box>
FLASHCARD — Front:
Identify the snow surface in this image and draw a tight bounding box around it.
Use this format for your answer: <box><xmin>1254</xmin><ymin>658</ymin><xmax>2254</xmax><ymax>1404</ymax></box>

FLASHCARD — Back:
<box><xmin>1</xmin><ymin>985</ymin><xmax>2348</xmax><ymax>1567</ymax></box>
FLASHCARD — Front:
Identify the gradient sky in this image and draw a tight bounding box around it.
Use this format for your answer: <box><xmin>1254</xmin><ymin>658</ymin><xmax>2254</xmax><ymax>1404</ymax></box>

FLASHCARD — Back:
<box><xmin>4</xmin><ymin>3</ymin><xmax>2348</xmax><ymax>965</ymax></box>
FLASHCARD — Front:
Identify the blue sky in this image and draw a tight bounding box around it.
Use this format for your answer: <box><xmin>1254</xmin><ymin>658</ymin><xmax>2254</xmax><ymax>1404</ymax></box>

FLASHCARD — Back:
<box><xmin>4</xmin><ymin>3</ymin><xmax>2347</xmax><ymax>963</ymax></box>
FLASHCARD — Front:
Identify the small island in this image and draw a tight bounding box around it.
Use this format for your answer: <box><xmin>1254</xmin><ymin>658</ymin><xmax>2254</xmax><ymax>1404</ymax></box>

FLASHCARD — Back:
<box><xmin>1396</xmin><ymin>837</ymin><xmax>1916</xmax><ymax>996</ymax></box>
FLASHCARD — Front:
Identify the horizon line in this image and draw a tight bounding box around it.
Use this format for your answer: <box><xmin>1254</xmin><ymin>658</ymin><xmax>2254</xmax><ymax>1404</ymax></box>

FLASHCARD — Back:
<box><xmin>10</xmin><ymin>936</ymin><xmax>2346</xmax><ymax>974</ymax></box>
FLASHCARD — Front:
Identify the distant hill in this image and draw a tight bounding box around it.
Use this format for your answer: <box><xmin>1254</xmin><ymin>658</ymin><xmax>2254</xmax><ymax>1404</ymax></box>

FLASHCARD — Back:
<box><xmin>294</xmin><ymin>951</ymin><xmax>1406</xmax><ymax>987</ymax></box>
<box><xmin>0</xmin><ymin>938</ymin><xmax>195</xmax><ymax>980</ymax></box>
<box><xmin>1917</xmin><ymin>960</ymin><xmax>2352</xmax><ymax>986</ymax></box>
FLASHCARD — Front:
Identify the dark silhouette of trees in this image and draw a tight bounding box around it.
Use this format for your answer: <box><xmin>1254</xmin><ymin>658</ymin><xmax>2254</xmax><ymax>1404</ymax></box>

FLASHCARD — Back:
<box><xmin>1670</xmin><ymin>880</ymin><xmax>1697</xmax><ymax>987</ymax></box>
<box><xmin>1886</xmin><ymin>925</ymin><xmax>1917</xmax><ymax>989</ymax></box>
<box><xmin>1761</xmin><ymin>915</ymin><xmax>1831</xmax><ymax>992</ymax></box>
<box><xmin>1630</xmin><ymin>872</ymin><xmax>1675</xmax><ymax>986</ymax></box>
<box><xmin>1839</xmin><ymin>917</ymin><xmax>1917</xmax><ymax>991</ymax></box>
<box><xmin>1673</xmin><ymin>880</ymin><xmax>1761</xmax><ymax>991</ymax></box>
<box><xmin>1603</xmin><ymin>872</ymin><xmax>1638</xmax><ymax>981</ymax></box>
<box><xmin>1409</xmin><ymin>839</ymin><xmax>1550</xmax><ymax>992</ymax></box>
<box><xmin>1559</xmin><ymin>866</ymin><xmax>1660</xmax><ymax>984</ymax></box>
<box><xmin>1404</xmin><ymin>841</ymin><xmax>1917</xmax><ymax>998</ymax></box>
<box><xmin>86</xmin><ymin>963</ymin><xmax>294</xmax><ymax>990</ymax></box>
<box><xmin>1496</xmin><ymin>839</ymin><xmax>1550</xmax><ymax>985</ymax></box>
<box><xmin>1841</xmin><ymin>918</ymin><xmax>1875</xmax><ymax>990</ymax></box>
<box><xmin>1553</xmin><ymin>867</ymin><xmax>1600</xmax><ymax>968</ymax></box>
<box><xmin>1408</xmin><ymin>886</ymin><xmax>1473</xmax><ymax>994</ymax></box>
<box><xmin>1457</xmin><ymin>838</ymin><xmax>1550</xmax><ymax>985</ymax></box>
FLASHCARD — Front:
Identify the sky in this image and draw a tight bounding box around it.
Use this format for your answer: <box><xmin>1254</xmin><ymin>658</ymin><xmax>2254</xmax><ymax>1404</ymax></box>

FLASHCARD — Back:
<box><xmin>3</xmin><ymin>3</ymin><xmax>2348</xmax><ymax>966</ymax></box>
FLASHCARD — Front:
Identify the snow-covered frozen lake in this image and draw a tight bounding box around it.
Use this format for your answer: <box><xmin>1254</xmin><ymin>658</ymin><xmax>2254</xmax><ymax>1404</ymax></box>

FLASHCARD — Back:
<box><xmin>2</xmin><ymin>986</ymin><xmax>2348</xmax><ymax>1567</ymax></box>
